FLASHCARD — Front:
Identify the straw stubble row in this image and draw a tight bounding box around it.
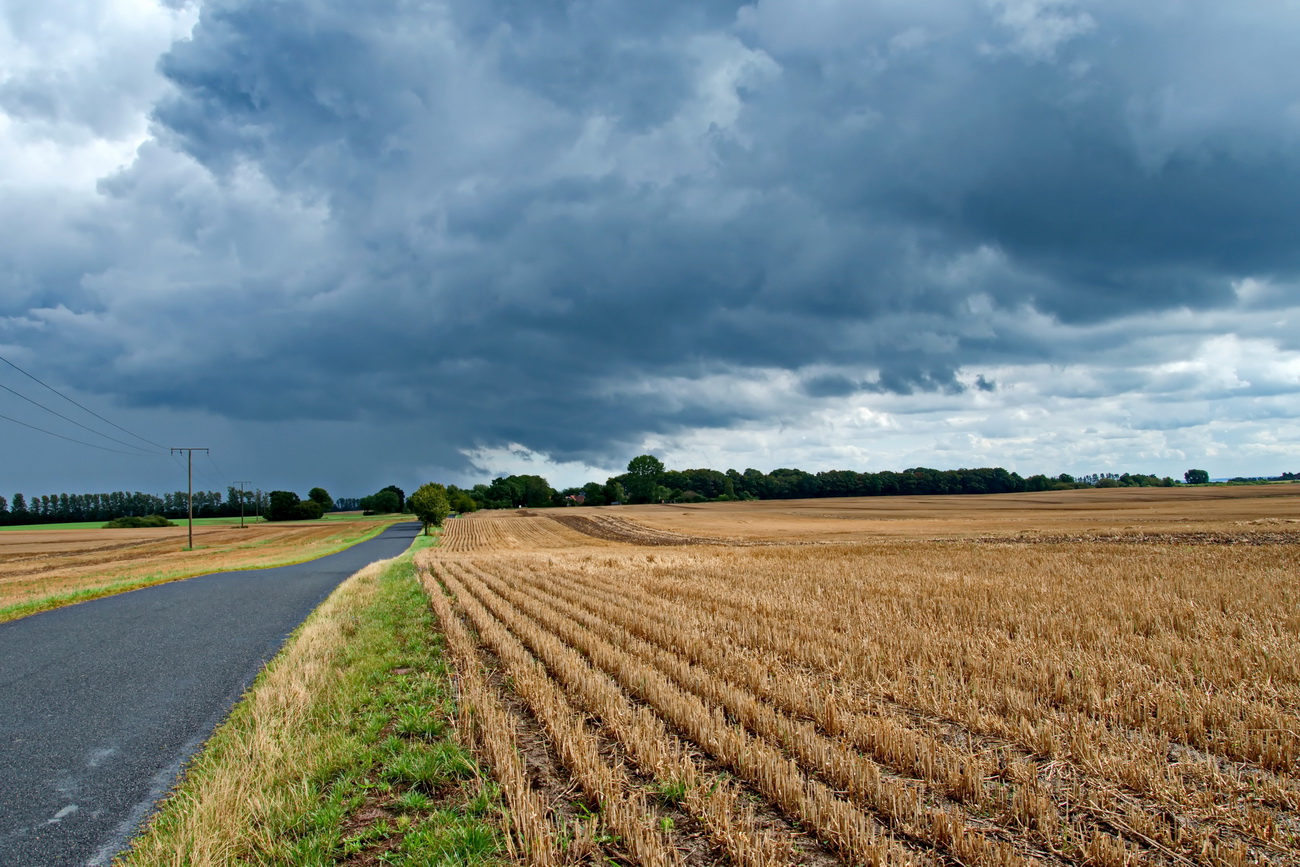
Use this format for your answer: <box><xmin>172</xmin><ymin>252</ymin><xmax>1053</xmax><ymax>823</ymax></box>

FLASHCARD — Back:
<box><xmin>423</xmin><ymin>572</ymin><xmax>570</xmax><ymax>866</ymax></box>
<box><xmin>428</xmin><ymin>560</ymin><xmax>800</xmax><ymax>867</ymax></box>
<box><xmin>430</xmin><ymin>514</ymin><xmax>1300</xmax><ymax>866</ymax></box>
<box><xmin>431</xmin><ymin>555</ymin><xmax>944</xmax><ymax>867</ymax></box>
<box><xmin>538</xmin><ymin>557</ymin><xmax>1281</xmax><ymax>864</ymax></box>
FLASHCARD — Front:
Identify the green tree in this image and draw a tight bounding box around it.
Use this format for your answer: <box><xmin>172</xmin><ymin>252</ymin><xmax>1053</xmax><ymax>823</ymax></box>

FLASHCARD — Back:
<box><xmin>520</xmin><ymin>475</ymin><xmax>555</xmax><ymax>508</ymax></box>
<box><xmin>360</xmin><ymin>490</ymin><xmax>400</xmax><ymax>514</ymax></box>
<box><xmin>381</xmin><ymin>485</ymin><xmax>406</xmax><ymax>512</ymax></box>
<box><xmin>1184</xmin><ymin>468</ymin><xmax>1210</xmax><ymax>485</ymax></box>
<box><xmin>446</xmin><ymin>485</ymin><xmax>478</xmax><ymax>514</ymax></box>
<box><xmin>409</xmin><ymin>483</ymin><xmax>450</xmax><ymax>535</ymax></box>
<box><xmin>296</xmin><ymin>499</ymin><xmax>325</xmax><ymax>520</ymax></box>
<box><xmin>267</xmin><ymin>491</ymin><xmax>301</xmax><ymax>521</ymax></box>
<box><xmin>267</xmin><ymin>491</ymin><xmax>324</xmax><ymax>521</ymax></box>
<box><xmin>308</xmin><ymin>487</ymin><xmax>334</xmax><ymax>512</ymax></box>
<box><xmin>581</xmin><ymin>482</ymin><xmax>607</xmax><ymax>506</ymax></box>
<box><xmin>626</xmin><ymin>454</ymin><xmax>665</xmax><ymax>503</ymax></box>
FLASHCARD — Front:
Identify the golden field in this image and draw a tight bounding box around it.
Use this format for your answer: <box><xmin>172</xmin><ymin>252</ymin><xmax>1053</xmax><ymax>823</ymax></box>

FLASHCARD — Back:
<box><xmin>0</xmin><ymin>519</ymin><xmax>396</xmax><ymax>620</ymax></box>
<box><xmin>418</xmin><ymin>486</ymin><xmax>1300</xmax><ymax>867</ymax></box>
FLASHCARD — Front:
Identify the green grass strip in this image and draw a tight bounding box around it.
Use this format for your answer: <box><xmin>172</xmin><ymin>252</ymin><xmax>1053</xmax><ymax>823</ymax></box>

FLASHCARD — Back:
<box><xmin>115</xmin><ymin>531</ymin><xmax>505</xmax><ymax>866</ymax></box>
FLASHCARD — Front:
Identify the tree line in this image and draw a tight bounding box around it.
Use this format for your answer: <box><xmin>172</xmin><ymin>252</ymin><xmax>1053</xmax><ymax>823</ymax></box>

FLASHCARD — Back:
<box><xmin>5</xmin><ymin>462</ymin><xmax>1284</xmax><ymax>528</ymax></box>
<box><xmin>449</xmin><ymin>458</ymin><xmax>1263</xmax><ymax>512</ymax></box>
<box><xmin>0</xmin><ymin>487</ymin><xmax>269</xmax><ymax>526</ymax></box>
<box><xmin>0</xmin><ymin>482</ymin><xmax>417</xmax><ymax>526</ymax></box>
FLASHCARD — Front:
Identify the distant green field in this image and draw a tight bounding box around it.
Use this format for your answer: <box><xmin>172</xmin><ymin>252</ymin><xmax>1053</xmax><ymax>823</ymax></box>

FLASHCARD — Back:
<box><xmin>0</xmin><ymin>512</ymin><xmax>409</xmax><ymax>532</ymax></box>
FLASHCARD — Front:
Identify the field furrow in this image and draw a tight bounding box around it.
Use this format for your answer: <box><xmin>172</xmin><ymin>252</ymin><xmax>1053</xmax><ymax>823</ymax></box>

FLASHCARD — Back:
<box><xmin>589</xmin><ymin>546</ymin><xmax>1300</xmax><ymax>778</ymax></box>
<box><xmin>425</xmin><ymin>559</ymin><xmax>807</xmax><ymax>867</ymax></box>
<box><xmin>433</xmin><ymin>567</ymin><xmax>690</xmax><ymax>867</ymax></box>
<box><xmin>537</xmin><ymin>558</ymin><xmax>1290</xmax><ymax>864</ymax></box>
<box><xmin>438</xmin><ymin>557</ymin><xmax>978</xmax><ymax>867</ymax></box>
<box><xmin>466</xmin><ymin>559</ymin><xmax>1111</xmax><ymax>866</ymax></box>
<box><xmin>424</xmin><ymin>575</ymin><xmax>569</xmax><ymax>866</ymax></box>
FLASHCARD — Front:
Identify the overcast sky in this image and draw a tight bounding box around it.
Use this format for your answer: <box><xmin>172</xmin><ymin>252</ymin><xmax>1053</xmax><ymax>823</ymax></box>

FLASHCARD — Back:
<box><xmin>2</xmin><ymin>0</ymin><xmax>1298</xmax><ymax>499</ymax></box>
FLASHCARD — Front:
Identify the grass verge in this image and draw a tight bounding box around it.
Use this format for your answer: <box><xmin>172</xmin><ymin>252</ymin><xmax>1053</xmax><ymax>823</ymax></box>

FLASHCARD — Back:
<box><xmin>0</xmin><ymin>521</ymin><xmax>399</xmax><ymax>624</ymax></box>
<box><xmin>114</xmin><ymin>530</ymin><xmax>504</xmax><ymax>867</ymax></box>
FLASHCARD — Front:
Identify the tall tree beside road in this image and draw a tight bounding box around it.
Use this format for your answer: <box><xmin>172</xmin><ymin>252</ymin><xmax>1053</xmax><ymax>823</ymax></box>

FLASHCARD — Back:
<box><xmin>409</xmin><ymin>483</ymin><xmax>450</xmax><ymax>535</ymax></box>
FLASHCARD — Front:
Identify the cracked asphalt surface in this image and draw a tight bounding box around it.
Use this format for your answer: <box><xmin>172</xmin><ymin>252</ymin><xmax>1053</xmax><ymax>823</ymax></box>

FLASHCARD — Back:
<box><xmin>0</xmin><ymin>521</ymin><xmax>420</xmax><ymax>866</ymax></box>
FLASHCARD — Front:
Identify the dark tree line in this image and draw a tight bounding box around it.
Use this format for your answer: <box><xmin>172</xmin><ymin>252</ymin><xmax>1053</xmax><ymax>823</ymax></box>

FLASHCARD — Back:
<box><xmin>454</xmin><ymin>458</ymin><xmax>1227</xmax><ymax>512</ymax></box>
<box><xmin>0</xmin><ymin>487</ymin><xmax>269</xmax><ymax>526</ymax></box>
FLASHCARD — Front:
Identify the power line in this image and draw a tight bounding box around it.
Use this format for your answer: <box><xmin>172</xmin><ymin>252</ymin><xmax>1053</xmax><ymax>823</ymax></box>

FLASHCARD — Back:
<box><xmin>0</xmin><ymin>353</ymin><xmax>168</xmax><ymax>451</ymax></box>
<box><xmin>169</xmin><ymin>452</ymin><xmax>222</xmax><ymax>493</ymax></box>
<box><xmin>0</xmin><ymin>411</ymin><xmax>159</xmax><ymax>457</ymax></box>
<box><xmin>204</xmin><ymin>451</ymin><xmax>230</xmax><ymax>485</ymax></box>
<box><xmin>168</xmin><ymin>451</ymin><xmax>189</xmax><ymax>482</ymax></box>
<box><xmin>0</xmin><ymin>380</ymin><xmax>159</xmax><ymax>455</ymax></box>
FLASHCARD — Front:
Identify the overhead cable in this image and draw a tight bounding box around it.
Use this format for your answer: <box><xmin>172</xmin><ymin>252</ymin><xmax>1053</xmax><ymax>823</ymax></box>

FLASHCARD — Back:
<box><xmin>0</xmin><ymin>353</ymin><xmax>168</xmax><ymax>450</ymax></box>
<box><xmin>0</xmin><ymin>381</ymin><xmax>159</xmax><ymax>455</ymax></box>
<box><xmin>0</xmin><ymin>411</ymin><xmax>161</xmax><ymax>456</ymax></box>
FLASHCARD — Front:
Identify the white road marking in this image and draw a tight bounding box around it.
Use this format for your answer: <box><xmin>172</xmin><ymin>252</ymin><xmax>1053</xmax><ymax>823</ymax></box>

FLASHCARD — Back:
<box><xmin>49</xmin><ymin>805</ymin><xmax>78</xmax><ymax>823</ymax></box>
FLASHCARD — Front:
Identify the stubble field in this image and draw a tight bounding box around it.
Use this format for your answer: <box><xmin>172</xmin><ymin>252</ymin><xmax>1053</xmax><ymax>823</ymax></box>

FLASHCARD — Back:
<box><xmin>418</xmin><ymin>486</ymin><xmax>1300</xmax><ymax>867</ymax></box>
<box><xmin>0</xmin><ymin>518</ymin><xmax>397</xmax><ymax>621</ymax></box>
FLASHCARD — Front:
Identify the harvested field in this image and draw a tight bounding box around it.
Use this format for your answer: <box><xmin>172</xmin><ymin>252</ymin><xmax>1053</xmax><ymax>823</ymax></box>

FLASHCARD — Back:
<box><xmin>586</xmin><ymin>484</ymin><xmax>1300</xmax><ymax>543</ymax></box>
<box><xmin>419</xmin><ymin>494</ymin><xmax>1300</xmax><ymax>866</ymax></box>
<box><xmin>0</xmin><ymin>520</ymin><xmax>396</xmax><ymax>620</ymax></box>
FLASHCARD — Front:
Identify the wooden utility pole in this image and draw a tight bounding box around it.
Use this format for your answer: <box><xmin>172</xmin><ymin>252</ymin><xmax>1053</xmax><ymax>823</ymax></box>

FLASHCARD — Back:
<box><xmin>170</xmin><ymin>447</ymin><xmax>209</xmax><ymax>549</ymax></box>
<box><xmin>235</xmin><ymin>480</ymin><xmax>251</xmax><ymax>529</ymax></box>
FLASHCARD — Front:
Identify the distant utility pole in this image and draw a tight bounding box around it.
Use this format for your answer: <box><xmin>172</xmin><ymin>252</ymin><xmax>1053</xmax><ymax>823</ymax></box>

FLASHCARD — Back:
<box><xmin>235</xmin><ymin>480</ymin><xmax>251</xmax><ymax>529</ymax></box>
<box><xmin>170</xmin><ymin>447</ymin><xmax>209</xmax><ymax>549</ymax></box>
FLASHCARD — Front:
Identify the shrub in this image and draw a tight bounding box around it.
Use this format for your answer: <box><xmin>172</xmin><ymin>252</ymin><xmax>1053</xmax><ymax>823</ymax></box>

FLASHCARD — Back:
<box><xmin>104</xmin><ymin>515</ymin><xmax>176</xmax><ymax>529</ymax></box>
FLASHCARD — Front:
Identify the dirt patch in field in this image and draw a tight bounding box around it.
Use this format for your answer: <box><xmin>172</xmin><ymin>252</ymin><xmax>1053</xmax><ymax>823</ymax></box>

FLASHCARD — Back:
<box><xmin>544</xmin><ymin>514</ymin><xmax>747</xmax><ymax>547</ymax></box>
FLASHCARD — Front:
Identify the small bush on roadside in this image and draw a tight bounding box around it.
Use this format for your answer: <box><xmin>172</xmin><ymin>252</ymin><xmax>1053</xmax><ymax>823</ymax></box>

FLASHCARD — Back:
<box><xmin>104</xmin><ymin>515</ymin><xmax>176</xmax><ymax>529</ymax></box>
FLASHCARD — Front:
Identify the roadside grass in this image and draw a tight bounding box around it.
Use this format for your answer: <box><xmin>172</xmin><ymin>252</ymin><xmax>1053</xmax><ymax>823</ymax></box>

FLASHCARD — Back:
<box><xmin>114</xmin><ymin>530</ymin><xmax>506</xmax><ymax>867</ymax></box>
<box><xmin>0</xmin><ymin>521</ymin><xmax>400</xmax><ymax>624</ymax></box>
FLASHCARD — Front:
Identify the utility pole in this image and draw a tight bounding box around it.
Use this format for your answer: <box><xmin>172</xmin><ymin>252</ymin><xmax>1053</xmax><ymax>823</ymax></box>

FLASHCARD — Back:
<box><xmin>171</xmin><ymin>447</ymin><xmax>209</xmax><ymax>549</ymax></box>
<box><xmin>235</xmin><ymin>480</ymin><xmax>251</xmax><ymax>529</ymax></box>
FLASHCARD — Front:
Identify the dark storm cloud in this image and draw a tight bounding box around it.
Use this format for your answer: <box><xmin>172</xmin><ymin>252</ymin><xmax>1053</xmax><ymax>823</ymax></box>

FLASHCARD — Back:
<box><xmin>4</xmin><ymin>0</ymin><xmax>1299</xmax><ymax>477</ymax></box>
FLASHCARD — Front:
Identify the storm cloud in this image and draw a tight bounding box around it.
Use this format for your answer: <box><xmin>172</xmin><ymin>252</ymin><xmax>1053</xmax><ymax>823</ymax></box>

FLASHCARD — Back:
<box><xmin>1</xmin><ymin>0</ymin><xmax>1298</xmax><ymax>493</ymax></box>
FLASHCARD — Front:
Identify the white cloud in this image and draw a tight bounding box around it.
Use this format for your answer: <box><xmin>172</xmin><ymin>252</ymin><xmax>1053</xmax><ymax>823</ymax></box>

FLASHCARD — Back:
<box><xmin>602</xmin><ymin>303</ymin><xmax>1300</xmax><ymax>479</ymax></box>
<box><xmin>983</xmin><ymin>0</ymin><xmax>1095</xmax><ymax>61</ymax></box>
<box><xmin>460</xmin><ymin>443</ymin><xmax>621</xmax><ymax>490</ymax></box>
<box><xmin>0</xmin><ymin>0</ymin><xmax>197</xmax><ymax>191</ymax></box>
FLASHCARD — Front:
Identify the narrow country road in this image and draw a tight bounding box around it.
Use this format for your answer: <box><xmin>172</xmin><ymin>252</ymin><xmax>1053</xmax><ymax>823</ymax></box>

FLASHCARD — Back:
<box><xmin>0</xmin><ymin>521</ymin><xmax>421</xmax><ymax>867</ymax></box>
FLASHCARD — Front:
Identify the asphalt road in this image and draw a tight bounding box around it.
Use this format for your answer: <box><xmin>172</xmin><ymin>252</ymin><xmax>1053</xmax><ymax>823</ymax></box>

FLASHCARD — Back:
<box><xmin>0</xmin><ymin>521</ymin><xmax>421</xmax><ymax>866</ymax></box>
